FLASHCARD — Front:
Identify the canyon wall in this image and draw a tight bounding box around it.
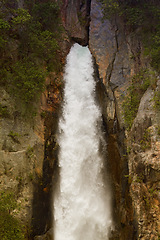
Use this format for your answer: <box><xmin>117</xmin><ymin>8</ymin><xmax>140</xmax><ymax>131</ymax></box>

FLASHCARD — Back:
<box><xmin>89</xmin><ymin>0</ymin><xmax>160</xmax><ymax>239</ymax></box>
<box><xmin>0</xmin><ymin>0</ymin><xmax>159</xmax><ymax>239</ymax></box>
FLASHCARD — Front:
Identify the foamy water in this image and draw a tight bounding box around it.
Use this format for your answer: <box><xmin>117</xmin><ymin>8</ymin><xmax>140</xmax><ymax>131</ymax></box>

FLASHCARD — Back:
<box><xmin>54</xmin><ymin>43</ymin><xmax>112</xmax><ymax>240</ymax></box>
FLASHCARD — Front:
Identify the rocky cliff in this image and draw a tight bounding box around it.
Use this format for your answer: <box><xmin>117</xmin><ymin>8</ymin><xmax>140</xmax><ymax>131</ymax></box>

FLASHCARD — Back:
<box><xmin>0</xmin><ymin>0</ymin><xmax>160</xmax><ymax>239</ymax></box>
<box><xmin>89</xmin><ymin>0</ymin><xmax>160</xmax><ymax>239</ymax></box>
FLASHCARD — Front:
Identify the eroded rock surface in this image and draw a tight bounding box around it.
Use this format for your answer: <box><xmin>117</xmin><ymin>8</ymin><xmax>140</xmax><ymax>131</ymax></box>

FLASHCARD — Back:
<box><xmin>61</xmin><ymin>0</ymin><xmax>91</xmax><ymax>45</ymax></box>
<box><xmin>128</xmin><ymin>84</ymin><xmax>160</xmax><ymax>239</ymax></box>
<box><xmin>89</xmin><ymin>0</ymin><xmax>160</xmax><ymax>239</ymax></box>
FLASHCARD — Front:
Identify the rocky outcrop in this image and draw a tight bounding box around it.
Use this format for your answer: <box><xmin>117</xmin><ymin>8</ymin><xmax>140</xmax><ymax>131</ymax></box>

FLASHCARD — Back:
<box><xmin>89</xmin><ymin>0</ymin><xmax>160</xmax><ymax>239</ymax></box>
<box><xmin>31</xmin><ymin>72</ymin><xmax>63</xmax><ymax>237</ymax></box>
<box><xmin>90</xmin><ymin>1</ymin><xmax>136</xmax><ymax>239</ymax></box>
<box><xmin>61</xmin><ymin>0</ymin><xmax>91</xmax><ymax>45</ymax></box>
<box><xmin>128</xmin><ymin>84</ymin><xmax>160</xmax><ymax>239</ymax></box>
<box><xmin>0</xmin><ymin>53</ymin><xmax>63</xmax><ymax>240</ymax></box>
<box><xmin>0</xmin><ymin>87</ymin><xmax>44</xmax><ymax>226</ymax></box>
<box><xmin>0</xmin><ymin>0</ymin><xmax>159</xmax><ymax>239</ymax></box>
<box><xmin>34</xmin><ymin>228</ymin><xmax>53</xmax><ymax>240</ymax></box>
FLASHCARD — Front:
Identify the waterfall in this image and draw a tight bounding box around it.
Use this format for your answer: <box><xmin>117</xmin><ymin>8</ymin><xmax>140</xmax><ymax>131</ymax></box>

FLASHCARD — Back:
<box><xmin>54</xmin><ymin>43</ymin><xmax>112</xmax><ymax>240</ymax></box>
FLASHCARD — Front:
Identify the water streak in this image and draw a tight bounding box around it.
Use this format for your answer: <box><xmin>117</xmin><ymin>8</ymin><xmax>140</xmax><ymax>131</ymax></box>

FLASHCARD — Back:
<box><xmin>54</xmin><ymin>43</ymin><xmax>112</xmax><ymax>240</ymax></box>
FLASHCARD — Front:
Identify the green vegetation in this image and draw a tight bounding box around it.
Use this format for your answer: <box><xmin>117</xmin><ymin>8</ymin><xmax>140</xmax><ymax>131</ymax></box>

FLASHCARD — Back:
<box><xmin>100</xmin><ymin>1</ymin><xmax>160</xmax><ymax>129</ymax></box>
<box><xmin>135</xmin><ymin>173</ymin><xmax>145</xmax><ymax>183</ymax></box>
<box><xmin>40</xmin><ymin>110</ymin><xmax>47</xmax><ymax>119</ymax></box>
<box><xmin>153</xmin><ymin>91</ymin><xmax>160</xmax><ymax>110</ymax></box>
<box><xmin>28</xmin><ymin>172</ymin><xmax>34</xmax><ymax>181</ymax></box>
<box><xmin>122</xmin><ymin>69</ymin><xmax>151</xmax><ymax>129</ymax></box>
<box><xmin>124</xmin><ymin>174</ymin><xmax>132</xmax><ymax>184</ymax></box>
<box><xmin>143</xmin><ymin>196</ymin><xmax>150</xmax><ymax>209</ymax></box>
<box><xmin>100</xmin><ymin>0</ymin><xmax>160</xmax><ymax>73</ymax></box>
<box><xmin>0</xmin><ymin>191</ymin><xmax>25</xmax><ymax>240</ymax></box>
<box><xmin>0</xmin><ymin>104</ymin><xmax>9</xmax><ymax>118</ymax></box>
<box><xmin>140</xmin><ymin>128</ymin><xmax>151</xmax><ymax>151</ymax></box>
<box><xmin>77</xmin><ymin>11</ymin><xmax>86</xmax><ymax>26</ymax></box>
<box><xmin>16</xmin><ymin>176</ymin><xmax>23</xmax><ymax>184</ymax></box>
<box><xmin>10</xmin><ymin>61</ymin><xmax>46</xmax><ymax>103</ymax></box>
<box><xmin>0</xmin><ymin>0</ymin><xmax>63</xmax><ymax>116</ymax></box>
<box><xmin>8</xmin><ymin>130</ymin><xmax>20</xmax><ymax>143</ymax></box>
<box><xmin>157</xmin><ymin>125</ymin><xmax>160</xmax><ymax>135</ymax></box>
<box><xmin>26</xmin><ymin>145</ymin><xmax>34</xmax><ymax>159</ymax></box>
<box><xmin>149</xmin><ymin>187</ymin><xmax>157</xmax><ymax>197</ymax></box>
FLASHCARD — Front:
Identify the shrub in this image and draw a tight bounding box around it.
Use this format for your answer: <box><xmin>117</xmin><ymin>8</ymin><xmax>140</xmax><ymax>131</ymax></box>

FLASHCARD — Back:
<box><xmin>122</xmin><ymin>84</ymin><xmax>140</xmax><ymax>129</ymax></box>
<box><xmin>10</xmin><ymin>60</ymin><xmax>46</xmax><ymax>104</ymax></box>
<box><xmin>0</xmin><ymin>0</ymin><xmax>62</xmax><ymax>117</ymax></box>
<box><xmin>31</xmin><ymin>2</ymin><xmax>60</xmax><ymax>31</ymax></box>
<box><xmin>140</xmin><ymin>128</ymin><xmax>151</xmax><ymax>151</ymax></box>
<box><xmin>0</xmin><ymin>18</ymin><xmax>10</xmax><ymax>48</ymax></box>
<box><xmin>100</xmin><ymin>0</ymin><xmax>119</xmax><ymax>19</ymax></box>
<box><xmin>26</xmin><ymin>146</ymin><xmax>34</xmax><ymax>159</ymax></box>
<box><xmin>157</xmin><ymin>126</ymin><xmax>160</xmax><ymax>135</ymax></box>
<box><xmin>11</xmin><ymin>8</ymin><xmax>31</xmax><ymax>26</ymax></box>
<box><xmin>0</xmin><ymin>191</ymin><xmax>25</xmax><ymax>240</ymax></box>
<box><xmin>122</xmin><ymin>69</ymin><xmax>151</xmax><ymax>129</ymax></box>
<box><xmin>153</xmin><ymin>91</ymin><xmax>160</xmax><ymax>109</ymax></box>
<box><xmin>8</xmin><ymin>131</ymin><xmax>20</xmax><ymax>143</ymax></box>
<box><xmin>0</xmin><ymin>104</ymin><xmax>9</xmax><ymax>118</ymax></box>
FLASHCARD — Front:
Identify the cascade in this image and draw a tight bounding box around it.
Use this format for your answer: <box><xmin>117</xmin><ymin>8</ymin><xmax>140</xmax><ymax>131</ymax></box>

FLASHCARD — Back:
<box><xmin>53</xmin><ymin>43</ymin><xmax>112</xmax><ymax>240</ymax></box>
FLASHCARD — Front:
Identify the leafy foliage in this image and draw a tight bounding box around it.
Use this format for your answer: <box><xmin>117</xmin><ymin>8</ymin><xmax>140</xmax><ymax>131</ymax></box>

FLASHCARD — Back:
<box><xmin>140</xmin><ymin>128</ymin><xmax>151</xmax><ymax>151</ymax></box>
<box><xmin>0</xmin><ymin>0</ymin><xmax>62</xmax><ymax>115</ymax></box>
<box><xmin>100</xmin><ymin>0</ymin><xmax>119</xmax><ymax>18</ymax></box>
<box><xmin>0</xmin><ymin>104</ymin><xmax>9</xmax><ymax>118</ymax></box>
<box><xmin>31</xmin><ymin>2</ymin><xmax>60</xmax><ymax>31</ymax></box>
<box><xmin>122</xmin><ymin>69</ymin><xmax>151</xmax><ymax>129</ymax></box>
<box><xmin>11</xmin><ymin>8</ymin><xmax>31</xmax><ymax>26</ymax></box>
<box><xmin>10</xmin><ymin>60</ymin><xmax>46</xmax><ymax>103</ymax></box>
<box><xmin>153</xmin><ymin>91</ymin><xmax>160</xmax><ymax>110</ymax></box>
<box><xmin>0</xmin><ymin>19</ymin><xmax>10</xmax><ymax>47</ymax></box>
<box><xmin>0</xmin><ymin>191</ymin><xmax>25</xmax><ymax>240</ymax></box>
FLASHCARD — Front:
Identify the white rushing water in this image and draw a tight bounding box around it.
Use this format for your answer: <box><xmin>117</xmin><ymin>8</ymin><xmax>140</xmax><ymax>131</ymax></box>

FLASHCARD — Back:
<box><xmin>54</xmin><ymin>43</ymin><xmax>112</xmax><ymax>240</ymax></box>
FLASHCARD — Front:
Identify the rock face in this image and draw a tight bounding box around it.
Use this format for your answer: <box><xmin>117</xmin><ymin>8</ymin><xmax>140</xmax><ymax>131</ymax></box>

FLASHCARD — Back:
<box><xmin>89</xmin><ymin>0</ymin><xmax>160</xmax><ymax>239</ymax></box>
<box><xmin>0</xmin><ymin>71</ymin><xmax>62</xmax><ymax>237</ymax></box>
<box><xmin>128</xmin><ymin>85</ymin><xmax>160</xmax><ymax>239</ymax></box>
<box><xmin>34</xmin><ymin>228</ymin><xmax>53</xmax><ymax>240</ymax></box>
<box><xmin>61</xmin><ymin>0</ymin><xmax>91</xmax><ymax>45</ymax></box>
<box><xmin>0</xmin><ymin>0</ymin><xmax>160</xmax><ymax>239</ymax></box>
<box><xmin>31</xmin><ymin>73</ymin><xmax>63</xmax><ymax>237</ymax></box>
<box><xmin>0</xmin><ymin>87</ymin><xmax>44</xmax><ymax>225</ymax></box>
<box><xmin>90</xmin><ymin>1</ymin><xmax>136</xmax><ymax>239</ymax></box>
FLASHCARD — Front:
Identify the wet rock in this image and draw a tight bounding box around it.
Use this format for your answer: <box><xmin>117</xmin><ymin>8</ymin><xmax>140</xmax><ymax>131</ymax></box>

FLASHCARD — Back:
<box><xmin>34</xmin><ymin>228</ymin><xmax>53</xmax><ymax>240</ymax></box>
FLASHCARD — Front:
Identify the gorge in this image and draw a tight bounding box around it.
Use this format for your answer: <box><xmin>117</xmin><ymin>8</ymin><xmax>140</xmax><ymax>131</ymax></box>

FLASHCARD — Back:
<box><xmin>0</xmin><ymin>0</ymin><xmax>160</xmax><ymax>240</ymax></box>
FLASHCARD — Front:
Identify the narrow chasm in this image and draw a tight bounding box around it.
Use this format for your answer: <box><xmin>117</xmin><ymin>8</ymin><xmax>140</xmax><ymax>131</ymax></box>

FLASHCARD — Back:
<box><xmin>31</xmin><ymin>50</ymin><xmax>137</xmax><ymax>240</ymax></box>
<box><xmin>31</xmin><ymin>0</ymin><xmax>138</xmax><ymax>238</ymax></box>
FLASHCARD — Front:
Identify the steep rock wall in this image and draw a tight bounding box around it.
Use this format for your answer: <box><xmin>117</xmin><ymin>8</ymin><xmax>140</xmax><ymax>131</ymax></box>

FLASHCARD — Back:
<box><xmin>0</xmin><ymin>0</ymin><xmax>160</xmax><ymax>239</ymax></box>
<box><xmin>89</xmin><ymin>1</ymin><xmax>136</xmax><ymax>239</ymax></box>
<box><xmin>89</xmin><ymin>0</ymin><xmax>160</xmax><ymax>239</ymax></box>
<box><xmin>61</xmin><ymin>0</ymin><xmax>91</xmax><ymax>45</ymax></box>
<box><xmin>31</xmin><ymin>0</ymin><xmax>160</xmax><ymax>238</ymax></box>
<box><xmin>0</xmin><ymin>89</ymin><xmax>44</xmax><ymax>225</ymax></box>
<box><xmin>0</xmin><ymin>72</ymin><xmax>63</xmax><ymax>238</ymax></box>
<box><xmin>0</xmin><ymin>0</ymin><xmax>64</xmax><ymax>238</ymax></box>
